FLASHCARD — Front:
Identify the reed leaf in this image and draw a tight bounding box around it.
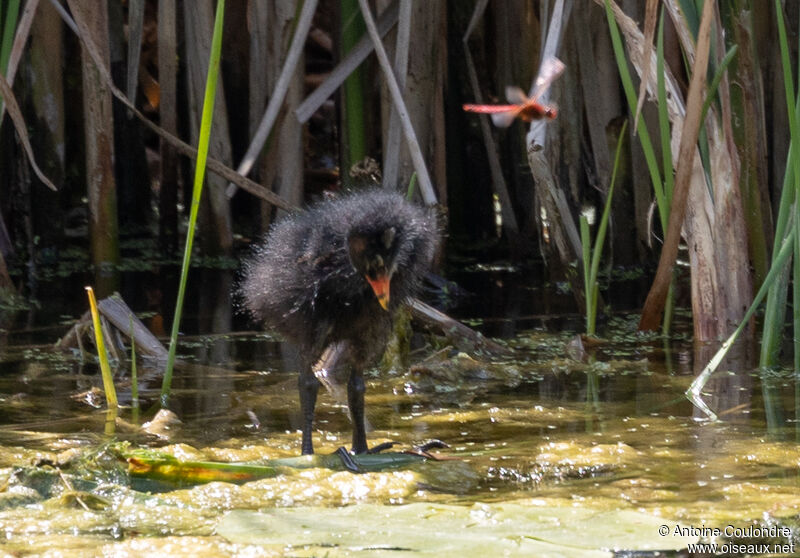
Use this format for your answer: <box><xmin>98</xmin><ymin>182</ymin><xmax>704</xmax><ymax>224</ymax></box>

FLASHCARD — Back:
<box><xmin>699</xmin><ymin>45</ymin><xmax>738</xmax><ymax>126</ymax></box>
<box><xmin>690</xmin><ymin>45</ymin><xmax>738</xmax><ymax>201</ymax></box>
<box><xmin>86</xmin><ymin>287</ymin><xmax>118</xmax><ymax>409</ymax></box>
<box><xmin>341</xmin><ymin>0</ymin><xmax>367</xmax><ymax>175</ymax></box>
<box><xmin>759</xmin><ymin>107</ymin><xmax>800</xmax><ymax>367</ymax></box>
<box><xmin>161</xmin><ymin>0</ymin><xmax>225</xmax><ymax>407</ymax></box>
<box><xmin>775</xmin><ymin>0</ymin><xmax>800</xmax><ymax>375</ymax></box>
<box><xmin>0</xmin><ymin>0</ymin><xmax>20</xmax><ymax>76</ymax></box>
<box><xmin>603</xmin><ymin>0</ymin><xmax>667</xmax><ymax>229</ymax></box>
<box><xmin>590</xmin><ymin>119</ymin><xmax>628</xmax><ymax>288</ymax></box>
<box><xmin>632</xmin><ymin>0</ymin><xmax>658</xmax><ymax>132</ymax></box>
<box><xmin>406</xmin><ymin>172</ymin><xmax>417</xmax><ymax>200</ymax></box>
<box><xmin>759</xmin><ymin>153</ymin><xmax>796</xmax><ymax>367</ymax></box>
<box><xmin>580</xmin><ymin>120</ymin><xmax>628</xmax><ymax>335</ymax></box>
<box><xmin>582</xmin><ymin>119</ymin><xmax>629</xmax><ymax>336</ymax></box>
<box><xmin>637</xmin><ymin>0</ymin><xmax>714</xmax><ymax>333</ymax></box>
<box><xmin>580</xmin><ymin>216</ymin><xmax>592</xmax><ymax>333</ymax></box>
<box><xmin>677</xmin><ymin>0</ymin><xmax>699</xmax><ymax>38</ymax></box>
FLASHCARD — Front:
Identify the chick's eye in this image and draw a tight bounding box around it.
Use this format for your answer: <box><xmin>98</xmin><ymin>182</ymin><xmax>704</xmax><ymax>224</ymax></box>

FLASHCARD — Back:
<box><xmin>382</xmin><ymin>227</ymin><xmax>396</xmax><ymax>249</ymax></box>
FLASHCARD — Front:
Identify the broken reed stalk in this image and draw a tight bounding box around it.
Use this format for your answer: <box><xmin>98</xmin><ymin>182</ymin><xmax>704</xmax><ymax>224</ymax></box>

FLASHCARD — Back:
<box><xmin>225</xmin><ymin>0</ymin><xmax>317</xmax><ymax>198</ymax></box>
<box><xmin>0</xmin><ymin>71</ymin><xmax>58</xmax><ymax>190</ymax></box>
<box><xmin>125</xmin><ymin>0</ymin><xmax>144</xmax><ymax>116</ymax></box>
<box><xmin>48</xmin><ymin>1</ymin><xmax>293</xmax><ymax>212</ymax></box>
<box><xmin>637</xmin><ymin>0</ymin><xmax>712</xmax><ymax>330</ymax></box>
<box><xmin>381</xmin><ymin>0</ymin><xmax>412</xmax><ymax>189</ymax></box>
<box><xmin>655</xmin><ymin>12</ymin><xmax>676</xmax><ymax>334</ymax></box>
<box><xmin>294</xmin><ymin>0</ymin><xmax>399</xmax><ymax>124</ymax></box>
<box><xmin>356</xmin><ymin>0</ymin><xmax>436</xmax><ymax>205</ymax></box>
<box><xmin>0</xmin><ymin>0</ymin><xmax>38</xmax><ymax>121</ymax></box>
<box><xmin>44</xmin><ymin>0</ymin><xmax>498</xmax><ymax>371</ymax></box>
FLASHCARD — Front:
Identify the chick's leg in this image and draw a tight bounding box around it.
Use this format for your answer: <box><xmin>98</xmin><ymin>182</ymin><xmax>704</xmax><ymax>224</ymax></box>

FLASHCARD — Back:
<box><xmin>347</xmin><ymin>370</ymin><xmax>368</xmax><ymax>454</ymax></box>
<box><xmin>298</xmin><ymin>369</ymin><xmax>320</xmax><ymax>455</ymax></box>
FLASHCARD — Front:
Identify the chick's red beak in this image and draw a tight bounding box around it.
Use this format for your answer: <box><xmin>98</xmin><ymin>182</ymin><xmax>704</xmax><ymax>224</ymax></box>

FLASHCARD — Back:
<box><xmin>365</xmin><ymin>274</ymin><xmax>390</xmax><ymax>311</ymax></box>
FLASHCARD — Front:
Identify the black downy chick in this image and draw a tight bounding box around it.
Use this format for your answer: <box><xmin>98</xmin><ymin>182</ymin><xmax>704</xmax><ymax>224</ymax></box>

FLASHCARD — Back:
<box><xmin>240</xmin><ymin>189</ymin><xmax>439</xmax><ymax>454</ymax></box>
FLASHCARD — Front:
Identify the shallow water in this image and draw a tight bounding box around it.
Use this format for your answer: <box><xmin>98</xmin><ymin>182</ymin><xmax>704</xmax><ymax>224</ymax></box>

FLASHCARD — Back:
<box><xmin>0</xmin><ymin>265</ymin><xmax>798</xmax><ymax>556</ymax></box>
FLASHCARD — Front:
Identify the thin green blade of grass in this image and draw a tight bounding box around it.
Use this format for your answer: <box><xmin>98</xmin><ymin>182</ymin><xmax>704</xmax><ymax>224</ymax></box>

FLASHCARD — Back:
<box><xmin>406</xmin><ymin>172</ymin><xmax>417</xmax><ymax>200</ymax></box>
<box><xmin>775</xmin><ymin>1</ymin><xmax>800</xmax><ymax>196</ymax></box>
<box><xmin>759</xmin><ymin>77</ymin><xmax>800</xmax><ymax>365</ymax></box>
<box><xmin>759</xmin><ymin>92</ymin><xmax>800</xmax><ymax>366</ymax></box>
<box><xmin>340</xmin><ymin>0</ymin><xmax>367</xmax><ymax>175</ymax></box>
<box><xmin>161</xmin><ymin>0</ymin><xmax>226</xmax><ymax>408</ymax></box>
<box><xmin>692</xmin><ymin>46</ymin><xmax>738</xmax><ymax>202</ymax></box>
<box><xmin>775</xmin><ymin>0</ymin><xmax>800</xmax><ymax>375</ymax></box>
<box><xmin>603</xmin><ymin>0</ymin><xmax>667</xmax><ymax>230</ymax></box>
<box><xmin>86</xmin><ymin>287</ymin><xmax>118</xmax><ymax>409</ymax></box>
<box><xmin>793</xmin><ymin>217</ymin><xmax>800</xmax><ymax>376</ymax></box>
<box><xmin>0</xmin><ymin>0</ymin><xmax>20</xmax><ymax>121</ymax></box>
<box><xmin>582</xmin><ymin>119</ymin><xmax>628</xmax><ymax>336</ymax></box>
<box><xmin>580</xmin><ymin>216</ymin><xmax>592</xmax><ymax>334</ymax></box>
<box><xmin>677</xmin><ymin>0</ymin><xmax>699</xmax><ymax>39</ymax></box>
<box><xmin>589</xmin><ymin>120</ymin><xmax>628</xmax><ymax>298</ymax></box>
<box><xmin>631</xmin><ymin>0</ymin><xmax>658</xmax><ymax>132</ymax></box>
<box><xmin>699</xmin><ymin>45</ymin><xmax>738</xmax><ymax>125</ymax></box>
<box><xmin>0</xmin><ymin>0</ymin><xmax>20</xmax><ymax>75</ymax></box>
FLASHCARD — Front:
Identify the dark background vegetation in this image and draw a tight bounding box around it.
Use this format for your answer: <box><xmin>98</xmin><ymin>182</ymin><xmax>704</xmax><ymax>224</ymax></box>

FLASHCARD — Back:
<box><xmin>0</xmin><ymin>0</ymin><xmax>797</xmax><ymax>351</ymax></box>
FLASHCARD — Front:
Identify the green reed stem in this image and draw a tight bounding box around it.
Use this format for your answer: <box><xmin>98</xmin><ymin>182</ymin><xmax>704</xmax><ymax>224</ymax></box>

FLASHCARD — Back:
<box><xmin>86</xmin><ymin>287</ymin><xmax>118</xmax><ymax>409</ymax></box>
<box><xmin>161</xmin><ymin>0</ymin><xmax>225</xmax><ymax>408</ymax></box>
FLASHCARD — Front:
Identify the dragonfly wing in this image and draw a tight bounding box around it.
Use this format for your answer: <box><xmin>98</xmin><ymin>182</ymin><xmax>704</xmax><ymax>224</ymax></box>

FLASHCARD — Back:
<box><xmin>504</xmin><ymin>86</ymin><xmax>528</xmax><ymax>105</ymax></box>
<box><xmin>491</xmin><ymin>110</ymin><xmax>519</xmax><ymax>128</ymax></box>
<box><xmin>530</xmin><ymin>57</ymin><xmax>566</xmax><ymax>101</ymax></box>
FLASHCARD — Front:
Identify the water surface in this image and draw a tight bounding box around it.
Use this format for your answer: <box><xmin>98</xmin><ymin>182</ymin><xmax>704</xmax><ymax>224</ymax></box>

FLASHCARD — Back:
<box><xmin>0</xmin><ymin>266</ymin><xmax>797</xmax><ymax>556</ymax></box>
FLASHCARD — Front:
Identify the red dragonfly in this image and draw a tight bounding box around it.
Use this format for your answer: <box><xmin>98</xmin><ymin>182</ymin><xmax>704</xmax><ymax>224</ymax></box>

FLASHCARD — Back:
<box><xmin>463</xmin><ymin>57</ymin><xmax>565</xmax><ymax>128</ymax></box>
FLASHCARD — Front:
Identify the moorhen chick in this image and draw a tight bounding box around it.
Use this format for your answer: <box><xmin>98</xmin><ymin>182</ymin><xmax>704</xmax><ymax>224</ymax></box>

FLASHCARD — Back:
<box><xmin>241</xmin><ymin>189</ymin><xmax>439</xmax><ymax>455</ymax></box>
